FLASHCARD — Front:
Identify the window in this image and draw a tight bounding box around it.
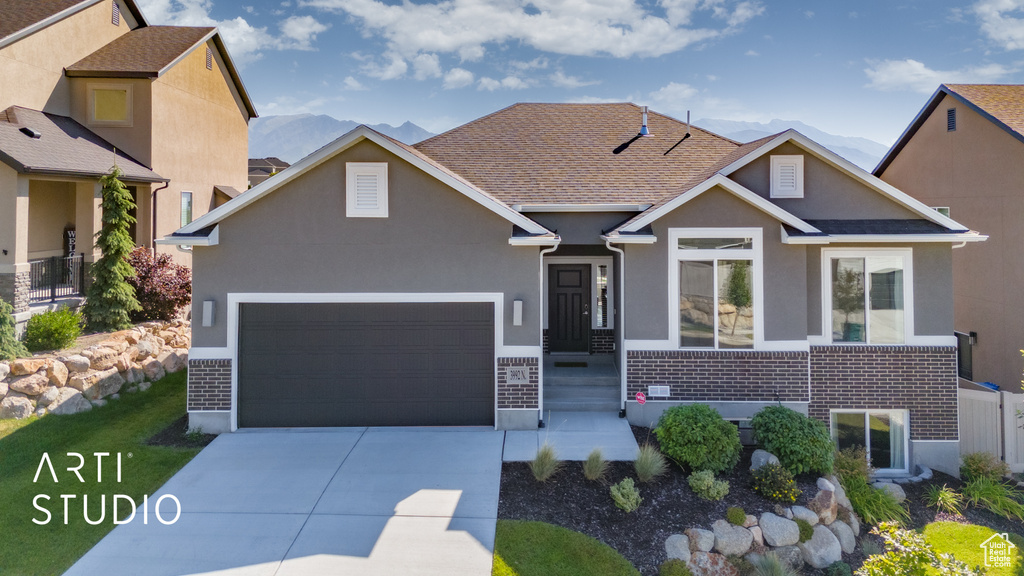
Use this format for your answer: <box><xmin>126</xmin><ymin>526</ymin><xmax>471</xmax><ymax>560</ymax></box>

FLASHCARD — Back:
<box><xmin>346</xmin><ymin>162</ymin><xmax>388</xmax><ymax>217</ymax></box>
<box><xmin>180</xmin><ymin>192</ymin><xmax>193</xmax><ymax>228</ymax></box>
<box><xmin>771</xmin><ymin>155</ymin><xmax>804</xmax><ymax>198</ymax></box>
<box><xmin>596</xmin><ymin>264</ymin><xmax>609</xmax><ymax>328</ymax></box>
<box><xmin>933</xmin><ymin>206</ymin><xmax>950</xmax><ymax>218</ymax></box>
<box><xmin>955</xmin><ymin>331</ymin><xmax>974</xmax><ymax>381</ymax></box>
<box><xmin>825</xmin><ymin>249</ymin><xmax>911</xmax><ymax>344</ymax></box>
<box><xmin>947</xmin><ymin>108</ymin><xmax>957</xmax><ymax>132</ymax></box>
<box><xmin>88</xmin><ymin>84</ymin><xmax>132</xmax><ymax>126</ymax></box>
<box><xmin>671</xmin><ymin>229</ymin><xmax>761</xmax><ymax>349</ymax></box>
<box><xmin>831</xmin><ymin>410</ymin><xmax>908</xmax><ymax>473</ymax></box>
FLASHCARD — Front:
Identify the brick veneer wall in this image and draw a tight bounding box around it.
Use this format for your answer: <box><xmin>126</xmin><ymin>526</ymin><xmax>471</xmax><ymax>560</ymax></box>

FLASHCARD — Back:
<box><xmin>626</xmin><ymin>350</ymin><xmax>810</xmax><ymax>402</ymax></box>
<box><xmin>497</xmin><ymin>357</ymin><xmax>539</xmax><ymax>409</ymax></box>
<box><xmin>543</xmin><ymin>329</ymin><xmax>615</xmax><ymax>354</ymax></box>
<box><xmin>809</xmin><ymin>346</ymin><xmax>958</xmax><ymax>441</ymax></box>
<box><xmin>188</xmin><ymin>359</ymin><xmax>232</xmax><ymax>411</ymax></box>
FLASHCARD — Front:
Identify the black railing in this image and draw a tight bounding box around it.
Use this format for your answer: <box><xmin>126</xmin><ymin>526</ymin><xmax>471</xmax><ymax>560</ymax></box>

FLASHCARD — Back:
<box><xmin>28</xmin><ymin>254</ymin><xmax>84</xmax><ymax>303</ymax></box>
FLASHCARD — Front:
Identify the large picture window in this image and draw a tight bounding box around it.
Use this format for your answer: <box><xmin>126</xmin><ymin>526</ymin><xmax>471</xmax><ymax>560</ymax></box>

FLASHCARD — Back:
<box><xmin>87</xmin><ymin>83</ymin><xmax>133</xmax><ymax>126</ymax></box>
<box><xmin>825</xmin><ymin>250</ymin><xmax>911</xmax><ymax>344</ymax></box>
<box><xmin>831</xmin><ymin>410</ymin><xmax>909</xmax><ymax>473</ymax></box>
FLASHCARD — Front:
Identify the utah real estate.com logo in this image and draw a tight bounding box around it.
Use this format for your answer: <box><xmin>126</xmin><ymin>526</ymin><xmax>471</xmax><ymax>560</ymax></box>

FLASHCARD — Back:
<box><xmin>980</xmin><ymin>533</ymin><xmax>1017</xmax><ymax>569</ymax></box>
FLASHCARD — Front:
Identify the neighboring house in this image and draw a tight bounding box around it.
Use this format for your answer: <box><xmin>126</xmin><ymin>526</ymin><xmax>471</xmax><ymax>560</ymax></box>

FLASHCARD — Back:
<box><xmin>168</xmin><ymin>103</ymin><xmax>984</xmax><ymax>475</ymax></box>
<box><xmin>248</xmin><ymin>157</ymin><xmax>290</xmax><ymax>188</ymax></box>
<box><xmin>0</xmin><ymin>0</ymin><xmax>256</xmax><ymax>327</ymax></box>
<box><xmin>875</xmin><ymin>84</ymin><xmax>1024</xmax><ymax>394</ymax></box>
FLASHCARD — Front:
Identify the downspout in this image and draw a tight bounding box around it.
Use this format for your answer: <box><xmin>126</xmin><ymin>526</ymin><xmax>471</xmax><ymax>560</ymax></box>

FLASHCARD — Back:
<box><xmin>605</xmin><ymin>240</ymin><xmax>627</xmax><ymax>418</ymax></box>
<box><xmin>150</xmin><ymin>181</ymin><xmax>170</xmax><ymax>259</ymax></box>
<box><xmin>538</xmin><ymin>243</ymin><xmax>559</xmax><ymax>428</ymax></box>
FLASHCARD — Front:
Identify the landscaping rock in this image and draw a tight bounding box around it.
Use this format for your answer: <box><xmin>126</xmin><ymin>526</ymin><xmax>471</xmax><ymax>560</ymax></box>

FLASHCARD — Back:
<box><xmin>135</xmin><ymin>340</ymin><xmax>159</xmax><ymax>360</ymax></box>
<box><xmin>0</xmin><ymin>362</ymin><xmax>9</xmax><ymax>380</ymax></box>
<box><xmin>158</xmin><ymin>350</ymin><xmax>187</xmax><ymax>374</ymax></box>
<box><xmin>82</xmin><ymin>368</ymin><xmax>124</xmax><ymax>401</ymax></box>
<box><xmin>114</xmin><ymin>353</ymin><xmax>132</xmax><ymax>373</ymax></box>
<box><xmin>142</xmin><ymin>358</ymin><xmax>166</xmax><ymax>382</ymax></box>
<box><xmin>62</xmin><ymin>355</ymin><xmax>91</xmax><ymax>373</ymax></box>
<box><xmin>665</xmin><ymin>534</ymin><xmax>691</xmax><ymax>562</ymax></box>
<box><xmin>11</xmin><ymin>358</ymin><xmax>46</xmax><ymax>376</ymax></box>
<box><xmin>830</xmin><ymin>477</ymin><xmax>852</xmax><ymax>510</ymax></box>
<box><xmin>817</xmin><ymin>477</ymin><xmax>835</xmax><ymax>492</ymax></box>
<box><xmin>91</xmin><ymin>398</ymin><xmax>107</xmax><ymax>408</ymax></box>
<box><xmin>712</xmin><ymin>519</ymin><xmax>753</xmax><ymax>556</ymax></box>
<box><xmin>808</xmin><ymin>489</ymin><xmax>838</xmax><ymax>524</ymax></box>
<box><xmin>89</xmin><ymin>348</ymin><xmax>120</xmax><ymax>370</ymax></box>
<box><xmin>686</xmin><ymin>528</ymin><xmax>715</xmax><ymax>553</ymax></box>
<box><xmin>798</xmin><ymin>525</ymin><xmax>842</xmax><ymax>569</ymax></box>
<box><xmin>47</xmin><ymin>360</ymin><xmax>69</xmax><ymax>387</ymax></box>
<box><xmin>872</xmin><ymin>482</ymin><xmax>906</xmax><ymax>503</ymax></box>
<box><xmin>791</xmin><ymin>506</ymin><xmax>818</xmax><ymax>526</ymax></box>
<box><xmin>827</xmin><ymin>520</ymin><xmax>856</xmax><ymax>554</ymax></box>
<box><xmin>773</xmin><ymin>545</ymin><xmax>804</xmax><ymax>569</ymax></box>
<box><xmin>759</xmin><ymin>512</ymin><xmax>800</xmax><ymax>547</ymax></box>
<box><xmin>846</xmin><ymin>511</ymin><xmax>861</xmax><ymax>537</ymax></box>
<box><xmin>0</xmin><ymin>379</ymin><xmax>7</xmax><ymax>399</ymax></box>
<box><xmin>687</xmin><ymin>552</ymin><xmax>740</xmax><ymax>576</ymax></box>
<box><xmin>9</xmin><ymin>372</ymin><xmax>48</xmax><ymax>396</ymax></box>
<box><xmin>138</xmin><ymin>381</ymin><xmax>152</xmax><ymax>392</ymax></box>
<box><xmin>918</xmin><ymin>466</ymin><xmax>933</xmax><ymax>480</ymax></box>
<box><xmin>0</xmin><ymin>395</ymin><xmax>35</xmax><ymax>419</ymax></box>
<box><xmin>750</xmin><ymin>449</ymin><xmax>779</xmax><ymax>471</ymax></box>
<box><xmin>35</xmin><ymin>407</ymin><xmax>47</xmax><ymax>417</ymax></box>
<box><xmin>37</xmin><ymin>386</ymin><xmax>60</xmax><ymax>407</ymax></box>
<box><xmin>743</xmin><ymin>515</ymin><xmax>757</xmax><ymax>528</ymax></box>
<box><xmin>749</xmin><ymin>526</ymin><xmax>763</xmax><ymax>547</ymax></box>
<box><xmin>48</xmin><ymin>389</ymin><xmax>92</xmax><ymax>415</ymax></box>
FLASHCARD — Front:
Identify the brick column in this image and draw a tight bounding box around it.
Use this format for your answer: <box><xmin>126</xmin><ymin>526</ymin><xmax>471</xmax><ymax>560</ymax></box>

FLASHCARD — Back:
<box><xmin>497</xmin><ymin>357</ymin><xmax>539</xmax><ymax>409</ymax></box>
<box><xmin>187</xmin><ymin>359</ymin><xmax>232</xmax><ymax>411</ymax></box>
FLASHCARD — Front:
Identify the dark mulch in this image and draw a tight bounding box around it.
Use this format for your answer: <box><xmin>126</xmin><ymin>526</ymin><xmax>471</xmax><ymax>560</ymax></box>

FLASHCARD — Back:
<box><xmin>145</xmin><ymin>415</ymin><xmax>218</xmax><ymax>448</ymax></box>
<box><xmin>497</xmin><ymin>425</ymin><xmax>1024</xmax><ymax>576</ymax></box>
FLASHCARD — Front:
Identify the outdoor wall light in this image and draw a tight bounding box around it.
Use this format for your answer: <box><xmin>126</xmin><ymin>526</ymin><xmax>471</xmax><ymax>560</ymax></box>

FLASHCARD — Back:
<box><xmin>202</xmin><ymin>300</ymin><xmax>215</xmax><ymax>328</ymax></box>
<box><xmin>969</xmin><ymin>331</ymin><xmax>978</xmax><ymax>346</ymax></box>
<box><xmin>513</xmin><ymin>299</ymin><xmax>523</xmax><ymax>326</ymax></box>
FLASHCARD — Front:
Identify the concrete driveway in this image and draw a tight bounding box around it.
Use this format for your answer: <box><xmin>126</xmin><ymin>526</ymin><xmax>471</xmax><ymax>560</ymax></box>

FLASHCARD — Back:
<box><xmin>64</xmin><ymin>427</ymin><xmax>505</xmax><ymax>576</ymax></box>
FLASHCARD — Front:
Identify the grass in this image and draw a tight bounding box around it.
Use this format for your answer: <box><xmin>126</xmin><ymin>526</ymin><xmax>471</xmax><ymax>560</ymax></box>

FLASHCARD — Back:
<box><xmin>492</xmin><ymin>520</ymin><xmax>640</xmax><ymax>576</ymax></box>
<box><xmin>923</xmin><ymin>521</ymin><xmax>1024</xmax><ymax>576</ymax></box>
<box><xmin>0</xmin><ymin>371</ymin><xmax>202</xmax><ymax>576</ymax></box>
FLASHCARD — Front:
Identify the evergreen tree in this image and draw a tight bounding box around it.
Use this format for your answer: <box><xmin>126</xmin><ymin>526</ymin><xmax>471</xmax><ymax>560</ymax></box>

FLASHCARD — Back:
<box><xmin>0</xmin><ymin>299</ymin><xmax>28</xmax><ymax>361</ymax></box>
<box><xmin>81</xmin><ymin>166</ymin><xmax>140</xmax><ymax>331</ymax></box>
<box><xmin>724</xmin><ymin>261</ymin><xmax>751</xmax><ymax>335</ymax></box>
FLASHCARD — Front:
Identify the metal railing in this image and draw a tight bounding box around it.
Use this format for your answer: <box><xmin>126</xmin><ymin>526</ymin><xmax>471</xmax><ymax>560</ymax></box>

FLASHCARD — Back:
<box><xmin>28</xmin><ymin>254</ymin><xmax>85</xmax><ymax>303</ymax></box>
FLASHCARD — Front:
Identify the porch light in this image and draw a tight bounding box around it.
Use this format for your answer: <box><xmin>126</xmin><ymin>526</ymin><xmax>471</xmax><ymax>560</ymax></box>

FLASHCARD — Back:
<box><xmin>202</xmin><ymin>300</ymin><xmax>215</xmax><ymax>328</ymax></box>
<box><xmin>513</xmin><ymin>299</ymin><xmax>523</xmax><ymax>326</ymax></box>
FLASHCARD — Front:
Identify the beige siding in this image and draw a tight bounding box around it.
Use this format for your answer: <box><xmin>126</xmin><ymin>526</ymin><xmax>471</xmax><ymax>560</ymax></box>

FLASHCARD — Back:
<box><xmin>68</xmin><ymin>77</ymin><xmax>154</xmax><ymax>167</ymax></box>
<box><xmin>27</xmin><ymin>180</ymin><xmax>76</xmax><ymax>258</ymax></box>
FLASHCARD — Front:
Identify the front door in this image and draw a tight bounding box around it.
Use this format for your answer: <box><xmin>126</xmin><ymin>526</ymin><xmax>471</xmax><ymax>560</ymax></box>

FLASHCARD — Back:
<box><xmin>549</xmin><ymin>264</ymin><xmax>591</xmax><ymax>353</ymax></box>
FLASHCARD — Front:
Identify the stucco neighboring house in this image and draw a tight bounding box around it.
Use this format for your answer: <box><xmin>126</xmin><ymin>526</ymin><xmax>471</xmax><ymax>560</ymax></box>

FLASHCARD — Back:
<box><xmin>0</xmin><ymin>0</ymin><xmax>256</xmax><ymax>328</ymax></box>
<box><xmin>875</xmin><ymin>84</ymin><xmax>1024</xmax><ymax>394</ymax></box>
<box><xmin>248</xmin><ymin>157</ymin><xmax>290</xmax><ymax>188</ymax></box>
<box><xmin>168</xmin><ymin>103</ymin><xmax>985</xmax><ymax>476</ymax></box>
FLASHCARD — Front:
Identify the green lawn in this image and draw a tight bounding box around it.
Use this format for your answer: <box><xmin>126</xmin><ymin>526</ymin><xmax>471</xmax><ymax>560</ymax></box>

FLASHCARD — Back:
<box><xmin>923</xmin><ymin>521</ymin><xmax>1024</xmax><ymax>576</ymax></box>
<box><xmin>493</xmin><ymin>520</ymin><xmax>640</xmax><ymax>576</ymax></box>
<box><xmin>0</xmin><ymin>371</ymin><xmax>202</xmax><ymax>576</ymax></box>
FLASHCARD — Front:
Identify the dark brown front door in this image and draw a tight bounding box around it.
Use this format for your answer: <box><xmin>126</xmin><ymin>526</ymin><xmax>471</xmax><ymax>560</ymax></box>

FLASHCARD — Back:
<box><xmin>549</xmin><ymin>264</ymin><xmax>591</xmax><ymax>353</ymax></box>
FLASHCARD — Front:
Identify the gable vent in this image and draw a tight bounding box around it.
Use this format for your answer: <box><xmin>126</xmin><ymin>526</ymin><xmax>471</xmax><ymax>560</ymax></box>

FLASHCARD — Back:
<box><xmin>206</xmin><ymin>47</ymin><xmax>213</xmax><ymax>70</ymax></box>
<box><xmin>777</xmin><ymin>163</ymin><xmax>797</xmax><ymax>189</ymax></box>
<box><xmin>947</xmin><ymin>108</ymin><xmax>956</xmax><ymax>132</ymax></box>
<box><xmin>354</xmin><ymin>173</ymin><xmax>379</xmax><ymax>209</ymax></box>
<box><xmin>346</xmin><ymin>162</ymin><xmax>388</xmax><ymax>217</ymax></box>
<box><xmin>770</xmin><ymin>155</ymin><xmax>804</xmax><ymax>198</ymax></box>
<box><xmin>112</xmin><ymin>1</ymin><xmax>120</xmax><ymax>26</ymax></box>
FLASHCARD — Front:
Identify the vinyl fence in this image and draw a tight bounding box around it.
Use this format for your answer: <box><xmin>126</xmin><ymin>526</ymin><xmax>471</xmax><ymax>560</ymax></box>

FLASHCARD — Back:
<box><xmin>958</xmin><ymin>388</ymin><xmax>1024</xmax><ymax>472</ymax></box>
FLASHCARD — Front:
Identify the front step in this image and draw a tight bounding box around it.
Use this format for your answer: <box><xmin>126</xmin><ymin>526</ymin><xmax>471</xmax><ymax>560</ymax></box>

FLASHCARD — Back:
<box><xmin>543</xmin><ymin>382</ymin><xmax>619</xmax><ymax>412</ymax></box>
<box><xmin>543</xmin><ymin>397</ymin><xmax>620</xmax><ymax>412</ymax></box>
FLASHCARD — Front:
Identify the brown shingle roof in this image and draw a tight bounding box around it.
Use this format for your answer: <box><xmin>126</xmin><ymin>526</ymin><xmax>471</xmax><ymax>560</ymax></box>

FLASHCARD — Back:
<box><xmin>0</xmin><ymin>0</ymin><xmax>89</xmax><ymax>42</ymax></box>
<box><xmin>66</xmin><ymin>26</ymin><xmax>214</xmax><ymax>77</ymax></box>
<box><xmin>944</xmin><ymin>84</ymin><xmax>1024</xmax><ymax>136</ymax></box>
<box><xmin>413</xmin><ymin>103</ymin><xmax>741</xmax><ymax>206</ymax></box>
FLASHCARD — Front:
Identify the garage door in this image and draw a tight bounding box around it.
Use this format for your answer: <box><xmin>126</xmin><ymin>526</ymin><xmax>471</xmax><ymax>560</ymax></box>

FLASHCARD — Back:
<box><xmin>237</xmin><ymin>302</ymin><xmax>495</xmax><ymax>427</ymax></box>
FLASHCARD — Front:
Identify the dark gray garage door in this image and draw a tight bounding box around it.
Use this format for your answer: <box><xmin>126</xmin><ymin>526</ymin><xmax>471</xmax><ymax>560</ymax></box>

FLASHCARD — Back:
<box><xmin>237</xmin><ymin>302</ymin><xmax>495</xmax><ymax>427</ymax></box>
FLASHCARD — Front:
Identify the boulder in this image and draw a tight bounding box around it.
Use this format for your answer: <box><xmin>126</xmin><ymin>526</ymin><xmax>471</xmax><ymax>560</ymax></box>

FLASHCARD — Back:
<box><xmin>712</xmin><ymin>519</ymin><xmax>753</xmax><ymax>556</ymax></box>
<box><xmin>82</xmin><ymin>368</ymin><xmax>124</xmax><ymax>401</ymax></box>
<box><xmin>687</xmin><ymin>552</ymin><xmax>740</xmax><ymax>576</ymax></box>
<box><xmin>62</xmin><ymin>355</ymin><xmax>91</xmax><ymax>373</ymax></box>
<box><xmin>846</xmin><ymin>510</ymin><xmax>860</xmax><ymax>537</ymax></box>
<box><xmin>665</xmin><ymin>534</ymin><xmax>691</xmax><ymax>562</ymax></box>
<box><xmin>918</xmin><ymin>466</ymin><xmax>933</xmax><ymax>481</ymax></box>
<box><xmin>749</xmin><ymin>526</ymin><xmax>764</xmax><ymax>547</ymax></box>
<box><xmin>808</xmin><ymin>489</ymin><xmax>838</xmax><ymax>524</ymax></box>
<box><xmin>47</xmin><ymin>361</ymin><xmax>69</xmax><ymax>387</ymax></box>
<box><xmin>159</xmin><ymin>350</ymin><xmax>187</xmax><ymax>374</ymax></box>
<box><xmin>49</xmin><ymin>389</ymin><xmax>93</xmax><ymax>415</ymax></box>
<box><xmin>873</xmin><ymin>482</ymin><xmax>906</xmax><ymax>503</ymax></box>
<box><xmin>11</xmin><ymin>358</ymin><xmax>47</xmax><ymax>376</ymax></box>
<box><xmin>125</xmin><ymin>331</ymin><xmax>141</xmax><ymax>345</ymax></box>
<box><xmin>36</xmin><ymin>386</ymin><xmax>60</xmax><ymax>407</ymax></box>
<box><xmin>798</xmin><ymin>525</ymin><xmax>842</xmax><ymax>569</ymax></box>
<box><xmin>817</xmin><ymin>477</ymin><xmax>835</xmax><ymax>492</ymax></box>
<box><xmin>829</xmin><ymin>476</ymin><xmax>852</xmax><ymax>510</ymax></box>
<box><xmin>750</xmin><ymin>449</ymin><xmax>780</xmax><ymax>471</ymax></box>
<box><xmin>114</xmin><ymin>353</ymin><xmax>132</xmax><ymax>373</ymax></box>
<box><xmin>97</xmin><ymin>339</ymin><xmax>129</xmax><ymax>353</ymax></box>
<box><xmin>9</xmin><ymin>372</ymin><xmax>49</xmax><ymax>396</ymax></box>
<box><xmin>0</xmin><ymin>379</ymin><xmax>7</xmax><ymax>399</ymax></box>
<box><xmin>0</xmin><ymin>395</ymin><xmax>35</xmax><ymax>419</ymax></box>
<box><xmin>686</xmin><ymin>528</ymin><xmax>715</xmax><ymax>553</ymax></box>
<box><xmin>138</xmin><ymin>381</ymin><xmax>152</xmax><ymax>392</ymax></box>
<box><xmin>135</xmin><ymin>340</ymin><xmax>159</xmax><ymax>361</ymax></box>
<box><xmin>759</xmin><ymin>512</ymin><xmax>800</xmax><ymax>547</ymax></box>
<box><xmin>772</xmin><ymin>545</ymin><xmax>804</xmax><ymax>569</ymax></box>
<box><xmin>791</xmin><ymin>505</ymin><xmax>818</xmax><ymax>526</ymax></box>
<box><xmin>141</xmin><ymin>358</ymin><xmax>166</xmax><ymax>382</ymax></box>
<box><xmin>0</xmin><ymin>362</ymin><xmax>9</xmax><ymax>380</ymax></box>
<box><xmin>91</xmin><ymin>398</ymin><xmax>107</xmax><ymax>408</ymax></box>
<box><xmin>89</xmin><ymin>348</ymin><xmax>121</xmax><ymax>370</ymax></box>
<box><xmin>826</xmin><ymin>520</ymin><xmax>856</xmax><ymax>554</ymax></box>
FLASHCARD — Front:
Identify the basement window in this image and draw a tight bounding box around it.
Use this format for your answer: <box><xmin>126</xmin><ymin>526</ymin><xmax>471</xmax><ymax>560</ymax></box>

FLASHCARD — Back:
<box><xmin>88</xmin><ymin>83</ymin><xmax>132</xmax><ymax>126</ymax></box>
<box><xmin>947</xmin><ymin>108</ymin><xmax>957</xmax><ymax>132</ymax></box>
<box><xmin>770</xmin><ymin>155</ymin><xmax>803</xmax><ymax>198</ymax></box>
<box><xmin>346</xmin><ymin>163</ymin><xmax>388</xmax><ymax>218</ymax></box>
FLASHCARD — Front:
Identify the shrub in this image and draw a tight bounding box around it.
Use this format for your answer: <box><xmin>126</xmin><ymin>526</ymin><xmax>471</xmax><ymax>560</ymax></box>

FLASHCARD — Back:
<box><xmin>840</xmin><ymin>474</ymin><xmax>909</xmax><ymax>526</ymax></box>
<box><xmin>825</xmin><ymin>561</ymin><xmax>852</xmax><ymax>576</ymax></box>
<box><xmin>688</xmin><ymin>470</ymin><xmax>730</xmax><ymax>501</ymax></box>
<box><xmin>858</xmin><ymin>522</ymin><xmax>985</xmax><ymax>576</ymax></box>
<box><xmin>752</xmin><ymin>463</ymin><xmax>802</xmax><ymax>503</ymax></box>
<box><xmin>834</xmin><ymin>446</ymin><xmax>872</xmax><ymax>482</ymax></box>
<box><xmin>751</xmin><ymin>551</ymin><xmax>799</xmax><ymax>576</ymax></box>
<box><xmin>0</xmin><ymin>299</ymin><xmax>28</xmax><ymax>361</ymax></box>
<box><xmin>655</xmin><ymin>404</ymin><xmax>741</xmax><ymax>473</ymax></box>
<box><xmin>659</xmin><ymin>559</ymin><xmax>692</xmax><ymax>576</ymax></box>
<box><xmin>82</xmin><ymin>167</ymin><xmax>140</xmax><ymax>331</ymax></box>
<box><xmin>583</xmin><ymin>448</ymin><xmax>608</xmax><ymax>482</ymax></box>
<box><xmin>126</xmin><ymin>247</ymin><xmax>192</xmax><ymax>322</ymax></box>
<box><xmin>726</xmin><ymin>506</ymin><xmax>746</xmax><ymax>526</ymax></box>
<box><xmin>795</xmin><ymin>518</ymin><xmax>814</xmax><ymax>542</ymax></box>
<box><xmin>923</xmin><ymin>484</ymin><xmax>964</xmax><ymax>516</ymax></box>
<box><xmin>635</xmin><ymin>443</ymin><xmax>668</xmax><ymax>483</ymax></box>
<box><xmin>963</xmin><ymin>476</ymin><xmax>1024</xmax><ymax>520</ymax></box>
<box><xmin>751</xmin><ymin>405</ymin><xmax>834</xmax><ymax>476</ymax></box>
<box><xmin>610</xmin><ymin>477</ymin><xmax>641</xmax><ymax>513</ymax></box>
<box><xmin>23</xmin><ymin>306</ymin><xmax>82</xmax><ymax>352</ymax></box>
<box><xmin>530</xmin><ymin>443</ymin><xmax>562</xmax><ymax>482</ymax></box>
<box><xmin>960</xmin><ymin>451</ymin><xmax>1010</xmax><ymax>482</ymax></box>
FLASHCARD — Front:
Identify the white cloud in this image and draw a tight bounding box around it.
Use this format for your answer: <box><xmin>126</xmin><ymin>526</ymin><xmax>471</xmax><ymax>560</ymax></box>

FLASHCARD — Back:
<box><xmin>646</xmin><ymin>82</ymin><xmax>765</xmax><ymax>122</ymax></box>
<box><xmin>443</xmin><ymin>67</ymin><xmax>475</xmax><ymax>89</ymax></box>
<box><xmin>864</xmin><ymin>58</ymin><xmax>1015</xmax><ymax>92</ymax></box>
<box><xmin>745</xmin><ymin>49</ymin><xmax>759</xmax><ymax>56</ymax></box>
<box><xmin>362</xmin><ymin>52</ymin><xmax>409</xmax><ymax>79</ymax></box>
<box><xmin>511</xmin><ymin>57</ymin><xmax>550</xmax><ymax>71</ymax></box>
<box><xmin>412</xmin><ymin>53</ymin><xmax>443</xmax><ymax>80</ymax></box>
<box><xmin>974</xmin><ymin>0</ymin><xmax>1024</xmax><ymax>49</ymax></box>
<box><xmin>649</xmin><ymin>82</ymin><xmax>699</xmax><ymax>103</ymax></box>
<box><xmin>278</xmin><ymin>15</ymin><xmax>331</xmax><ymax>50</ymax></box>
<box><xmin>549</xmin><ymin>70</ymin><xmax>600</xmax><ymax>88</ymax></box>
<box><xmin>343</xmin><ymin>76</ymin><xmax>367</xmax><ymax>90</ymax></box>
<box><xmin>478</xmin><ymin>75</ymin><xmax>529</xmax><ymax>91</ymax></box>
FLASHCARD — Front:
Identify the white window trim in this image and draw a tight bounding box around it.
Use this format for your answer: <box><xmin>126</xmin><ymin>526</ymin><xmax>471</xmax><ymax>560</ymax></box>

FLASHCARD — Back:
<box><xmin>830</xmin><ymin>409</ymin><xmax>911</xmax><ymax>475</ymax></box>
<box><xmin>542</xmin><ymin>256</ymin><xmax>614</xmax><ymax>330</ymax></box>
<box><xmin>346</xmin><ymin>162</ymin><xmax>388</xmax><ymax>218</ymax></box>
<box><xmin>820</xmin><ymin>248</ymin><xmax>914</xmax><ymax>345</ymax></box>
<box><xmin>668</xmin><ymin>227</ymin><xmax>765</xmax><ymax>350</ymax></box>
<box><xmin>87</xmin><ymin>82</ymin><xmax>133</xmax><ymax>127</ymax></box>
<box><xmin>770</xmin><ymin>155</ymin><xmax>804</xmax><ymax>198</ymax></box>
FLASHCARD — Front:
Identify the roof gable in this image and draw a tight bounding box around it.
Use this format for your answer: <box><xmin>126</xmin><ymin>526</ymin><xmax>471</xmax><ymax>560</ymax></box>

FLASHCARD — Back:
<box><xmin>0</xmin><ymin>0</ymin><xmax>147</xmax><ymax>49</ymax></box>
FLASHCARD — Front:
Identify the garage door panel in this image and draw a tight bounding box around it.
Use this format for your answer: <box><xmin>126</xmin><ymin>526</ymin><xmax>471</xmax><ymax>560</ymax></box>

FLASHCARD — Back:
<box><xmin>237</xmin><ymin>302</ymin><xmax>495</xmax><ymax>427</ymax></box>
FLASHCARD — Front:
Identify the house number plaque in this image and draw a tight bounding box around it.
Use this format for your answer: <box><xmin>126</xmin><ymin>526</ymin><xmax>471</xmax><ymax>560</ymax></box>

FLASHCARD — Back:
<box><xmin>506</xmin><ymin>367</ymin><xmax>529</xmax><ymax>384</ymax></box>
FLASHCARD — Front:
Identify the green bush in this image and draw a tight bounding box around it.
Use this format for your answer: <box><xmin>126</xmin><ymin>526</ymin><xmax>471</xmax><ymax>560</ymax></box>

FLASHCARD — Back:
<box><xmin>635</xmin><ymin>443</ymin><xmax>668</xmax><ymax>483</ymax></box>
<box><xmin>923</xmin><ymin>484</ymin><xmax>964</xmax><ymax>516</ymax></box>
<box><xmin>963</xmin><ymin>476</ymin><xmax>1024</xmax><ymax>520</ymax></box>
<box><xmin>795</xmin><ymin>518</ymin><xmax>814</xmax><ymax>542</ymax></box>
<box><xmin>839</xmin><ymin>474</ymin><xmax>909</xmax><ymax>526</ymax></box>
<box><xmin>583</xmin><ymin>448</ymin><xmax>608</xmax><ymax>482</ymax></box>
<box><xmin>530</xmin><ymin>443</ymin><xmax>562</xmax><ymax>482</ymax></box>
<box><xmin>751</xmin><ymin>405</ymin><xmax>834</xmax><ymax>475</ymax></box>
<box><xmin>610</xmin><ymin>478</ymin><xmax>641</xmax><ymax>513</ymax></box>
<box><xmin>726</xmin><ymin>506</ymin><xmax>746</xmax><ymax>526</ymax></box>
<box><xmin>960</xmin><ymin>451</ymin><xmax>1010</xmax><ymax>482</ymax></box>
<box><xmin>751</xmin><ymin>463</ymin><xmax>802</xmax><ymax>503</ymax></box>
<box><xmin>751</xmin><ymin>551</ymin><xmax>799</xmax><ymax>576</ymax></box>
<box><xmin>659</xmin><ymin>559</ymin><xmax>692</xmax><ymax>576</ymax></box>
<box><xmin>834</xmin><ymin>445</ymin><xmax>872</xmax><ymax>481</ymax></box>
<box><xmin>688</xmin><ymin>470</ymin><xmax>730</xmax><ymax>501</ymax></box>
<box><xmin>824</xmin><ymin>561</ymin><xmax>853</xmax><ymax>576</ymax></box>
<box><xmin>23</xmin><ymin>306</ymin><xmax>82</xmax><ymax>352</ymax></box>
<box><xmin>0</xmin><ymin>299</ymin><xmax>28</xmax><ymax>361</ymax></box>
<box><xmin>655</xmin><ymin>404</ymin><xmax>741</xmax><ymax>473</ymax></box>
<box><xmin>859</xmin><ymin>522</ymin><xmax>984</xmax><ymax>576</ymax></box>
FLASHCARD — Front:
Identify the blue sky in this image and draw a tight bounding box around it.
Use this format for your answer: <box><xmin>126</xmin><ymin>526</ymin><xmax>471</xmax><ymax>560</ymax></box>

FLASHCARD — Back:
<box><xmin>137</xmin><ymin>0</ymin><xmax>1024</xmax><ymax>144</ymax></box>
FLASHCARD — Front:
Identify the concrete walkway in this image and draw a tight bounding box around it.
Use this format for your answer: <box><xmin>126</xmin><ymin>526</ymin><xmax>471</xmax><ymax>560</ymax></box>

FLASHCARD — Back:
<box><xmin>64</xmin><ymin>427</ymin><xmax>504</xmax><ymax>576</ymax></box>
<box><xmin>502</xmin><ymin>411</ymin><xmax>640</xmax><ymax>461</ymax></box>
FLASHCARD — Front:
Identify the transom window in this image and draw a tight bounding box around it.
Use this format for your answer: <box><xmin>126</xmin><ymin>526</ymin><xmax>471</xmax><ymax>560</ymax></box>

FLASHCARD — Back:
<box><xmin>670</xmin><ymin>229</ymin><xmax>762</xmax><ymax>350</ymax></box>
<box><xmin>831</xmin><ymin>410</ymin><xmax>909</xmax><ymax>473</ymax></box>
<box><xmin>824</xmin><ymin>249</ymin><xmax>911</xmax><ymax>344</ymax></box>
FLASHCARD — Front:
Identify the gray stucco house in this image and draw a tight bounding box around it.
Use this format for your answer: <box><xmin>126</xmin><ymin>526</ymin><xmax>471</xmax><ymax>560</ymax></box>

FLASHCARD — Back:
<box><xmin>165</xmin><ymin>103</ymin><xmax>985</xmax><ymax>475</ymax></box>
